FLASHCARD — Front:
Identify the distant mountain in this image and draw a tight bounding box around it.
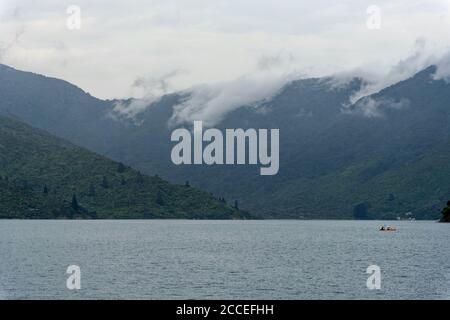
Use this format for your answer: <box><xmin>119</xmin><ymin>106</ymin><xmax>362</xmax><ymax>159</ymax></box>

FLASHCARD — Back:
<box><xmin>1</xmin><ymin>63</ymin><xmax>449</xmax><ymax>219</ymax></box>
<box><xmin>0</xmin><ymin>115</ymin><xmax>248</xmax><ymax>219</ymax></box>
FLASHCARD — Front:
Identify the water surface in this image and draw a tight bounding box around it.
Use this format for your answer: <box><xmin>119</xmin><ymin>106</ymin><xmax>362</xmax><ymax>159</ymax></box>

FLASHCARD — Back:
<box><xmin>0</xmin><ymin>220</ymin><xmax>449</xmax><ymax>299</ymax></box>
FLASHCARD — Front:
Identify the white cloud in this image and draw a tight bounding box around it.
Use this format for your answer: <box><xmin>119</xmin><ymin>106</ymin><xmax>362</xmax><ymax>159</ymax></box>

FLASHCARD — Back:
<box><xmin>347</xmin><ymin>97</ymin><xmax>410</xmax><ymax>118</ymax></box>
<box><xmin>334</xmin><ymin>38</ymin><xmax>448</xmax><ymax>106</ymax></box>
<box><xmin>112</xmin><ymin>69</ymin><xmax>186</xmax><ymax>118</ymax></box>
<box><xmin>433</xmin><ymin>51</ymin><xmax>450</xmax><ymax>81</ymax></box>
<box><xmin>169</xmin><ymin>54</ymin><xmax>302</xmax><ymax>126</ymax></box>
<box><xmin>0</xmin><ymin>0</ymin><xmax>450</xmax><ymax>100</ymax></box>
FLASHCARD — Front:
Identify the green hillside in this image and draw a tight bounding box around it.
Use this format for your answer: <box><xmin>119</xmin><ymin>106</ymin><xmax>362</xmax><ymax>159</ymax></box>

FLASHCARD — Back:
<box><xmin>440</xmin><ymin>201</ymin><xmax>450</xmax><ymax>222</ymax></box>
<box><xmin>241</xmin><ymin>149</ymin><xmax>450</xmax><ymax>219</ymax></box>
<box><xmin>2</xmin><ymin>64</ymin><xmax>450</xmax><ymax>220</ymax></box>
<box><xmin>0</xmin><ymin>116</ymin><xmax>249</xmax><ymax>219</ymax></box>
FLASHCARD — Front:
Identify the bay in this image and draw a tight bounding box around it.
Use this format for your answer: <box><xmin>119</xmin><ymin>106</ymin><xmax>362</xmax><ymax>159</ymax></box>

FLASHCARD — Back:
<box><xmin>0</xmin><ymin>220</ymin><xmax>449</xmax><ymax>299</ymax></box>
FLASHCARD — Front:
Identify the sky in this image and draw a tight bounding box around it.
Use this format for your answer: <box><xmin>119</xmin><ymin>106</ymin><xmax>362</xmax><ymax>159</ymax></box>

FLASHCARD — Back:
<box><xmin>1</xmin><ymin>0</ymin><xmax>450</xmax><ymax>101</ymax></box>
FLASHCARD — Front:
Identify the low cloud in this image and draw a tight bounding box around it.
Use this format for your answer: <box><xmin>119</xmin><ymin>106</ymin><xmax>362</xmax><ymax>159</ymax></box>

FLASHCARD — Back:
<box><xmin>336</xmin><ymin>39</ymin><xmax>450</xmax><ymax>119</ymax></box>
<box><xmin>112</xmin><ymin>69</ymin><xmax>185</xmax><ymax>118</ymax></box>
<box><xmin>112</xmin><ymin>97</ymin><xmax>162</xmax><ymax>120</ymax></box>
<box><xmin>0</xmin><ymin>7</ymin><xmax>25</xmax><ymax>62</ymax></box>
<box><xmin>113</xmin><ymin>53</ymin><xmax>303</xmax><ymax>127</ymax></box>
<box><xmin>336</xmin><ymin>39</ymin><xmax>441</xmax><ymax>118</ymax></box>
<box><xmin>169</xmin><ymin>53</ymin><xmax>302</xmax><ymax>127</ymax></box>
<box><xmin>131</xmin><ymin>70</ymin><xmax>185</xmax><ymax>97</ymax></box>
<box><xmin>334</xmin><ymin>39</ymin><xmax>441</xmax><ymax>105</ymax></box>
<box><xmin>433</xmin><ymin>51</ymin><xmax>450</xmax><ymax>82</ymax></box>
<box><xmin>346</xmin><ymin>97</ymin><xmax>410</xmax><ymax>118</ymax></box>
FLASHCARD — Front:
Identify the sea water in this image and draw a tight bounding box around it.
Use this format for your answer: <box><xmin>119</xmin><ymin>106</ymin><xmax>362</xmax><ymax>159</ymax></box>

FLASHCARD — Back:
<box><xmin>0</xmin><ymin>220</ymin><xmax>449</xmax><ymax>299</ymax></box>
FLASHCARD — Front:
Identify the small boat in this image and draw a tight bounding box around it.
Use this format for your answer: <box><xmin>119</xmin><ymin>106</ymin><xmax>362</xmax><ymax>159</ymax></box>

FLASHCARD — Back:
<box><xmin>379</xmin><ymin>225</ymin><xmax>397</xmax><ymax>231</ymax></box>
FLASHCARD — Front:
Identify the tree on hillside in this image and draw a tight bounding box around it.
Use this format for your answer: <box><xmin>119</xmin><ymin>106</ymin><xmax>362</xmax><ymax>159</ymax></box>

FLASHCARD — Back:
<box><xmin>353</xmin><ymin>202</ymin><xmax>370</xmax><ymax>220</ymax></box>
<box><xmin>19</xmin><ymin>180</ymin><xmax>29</xmax><ymax>190</ymax></box>
<box><xmin>440</xmin><ymin>200</ymin><xmax>450</xmax><ymax>222</ymax></box>
<box><xmin>117</xmin><ymin>162</ymin><xmax>126</xmax><ymax>173</ymax></box>
<box><xmin>136</xmin><ymin>171</ymin><xmax>144</xmax><ymax>184</ymax></box>
<box><xmin>143</xmin><ymin>209</ymin><xmax>154</xmax><ymax>219</ymax></box>
<box><xmin>101</xmin><ymin>176</ymin><xmax>109</xmax><ymax>188</ymax></box>
<box><xmin>43</xmin><ymin>185</ymin><xmax>48</xmax><ymax>194</ymax></box>
<box><xmin>234</xmin><ymin>200</ymin><xmax>239</xmax><ymax>210</ymax></box>
<box><xmin>71</xmin><ymin>194</ymin><xmax>79</xmax><ymax>211</ymax></box>
<box><xmin>88</xmin><ymin>183</ymin><xmax>96</xmax><ymax>196</ymax></box>
<box><xmin>156</xmin><ymin>190</ymin><xmax>165</xmax><ymax>206</ymax></box>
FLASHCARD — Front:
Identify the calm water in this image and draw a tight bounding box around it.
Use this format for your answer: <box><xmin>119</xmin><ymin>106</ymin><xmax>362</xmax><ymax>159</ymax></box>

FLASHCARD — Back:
<box><xmin>0</xmin><ymin>220</ymin><xmax>449</xmax><ymax>300</ymax></box>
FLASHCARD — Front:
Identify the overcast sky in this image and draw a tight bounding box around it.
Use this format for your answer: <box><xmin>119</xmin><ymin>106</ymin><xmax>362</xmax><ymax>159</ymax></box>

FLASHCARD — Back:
<box><xmin>1</xmin><ymin>0</ymin><xmax>450</xmax><ymax>100</ymax></box>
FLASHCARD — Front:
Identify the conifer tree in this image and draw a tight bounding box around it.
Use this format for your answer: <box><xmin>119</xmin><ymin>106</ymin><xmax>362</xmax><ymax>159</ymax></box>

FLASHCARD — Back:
<box><xmin>101</xmin><ymin>176</ymin><xmax>109</xmax><ymax>188</ymax></box>
<box><xmin>71</xmin><ymin>194</ymin><xmax>79</xmax><ymax>211</ymax></box>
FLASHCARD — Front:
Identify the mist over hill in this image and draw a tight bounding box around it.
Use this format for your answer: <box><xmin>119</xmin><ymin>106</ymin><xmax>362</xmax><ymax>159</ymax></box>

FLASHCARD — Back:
<box><xmin>1</xmin><ymin>63</ymin><xmax>450</xmax><ymax>219</ymax></box>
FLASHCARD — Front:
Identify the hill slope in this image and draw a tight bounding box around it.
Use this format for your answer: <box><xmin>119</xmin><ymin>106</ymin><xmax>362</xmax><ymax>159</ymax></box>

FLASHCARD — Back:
<box><xmin>1</xmin><ymin>64</ymin><xmax>450</xmax><ymax>219</ymax></box>
<box><xmin>101</xmin><ymin>68</ymin><xmax>450</xmax><ymax>219</ymax></box>
<box><xmin>0</xmin><ymin>116</ymin><xmax>248</xmax><ymax>219</ymax></box>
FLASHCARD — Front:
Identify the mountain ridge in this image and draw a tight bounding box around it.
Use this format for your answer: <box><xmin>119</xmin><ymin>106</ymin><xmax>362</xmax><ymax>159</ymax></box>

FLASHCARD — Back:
<box><xmin>1</xmin><ymin>63</ymin><xmax>449</xmax><ymax>219</ymax></box>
